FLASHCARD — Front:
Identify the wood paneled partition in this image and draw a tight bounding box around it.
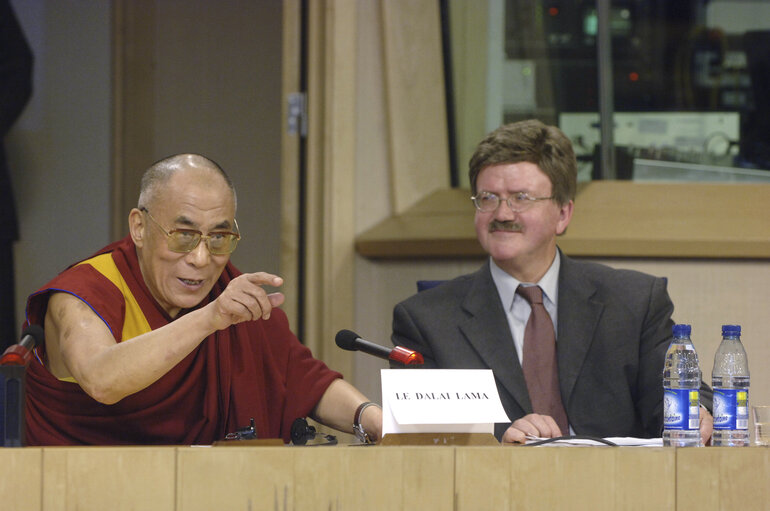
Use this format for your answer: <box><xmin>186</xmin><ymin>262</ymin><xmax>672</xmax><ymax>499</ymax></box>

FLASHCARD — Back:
<box><xmin>300</xmin><ymin>0</ymin><xmax>358</xmax><ymax>376</ymax></box>
<box><xmin>111</xmin><ymin>0</ymin><xmax>156</xmax><ymax>240</ymax></box>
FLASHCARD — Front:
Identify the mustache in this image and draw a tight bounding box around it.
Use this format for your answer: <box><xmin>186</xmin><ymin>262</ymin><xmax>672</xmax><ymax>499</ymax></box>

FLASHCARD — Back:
<box><xmin>488</xmin><ymin>220</ymin><xmax>523</xmax><ymax>233</ymax></box>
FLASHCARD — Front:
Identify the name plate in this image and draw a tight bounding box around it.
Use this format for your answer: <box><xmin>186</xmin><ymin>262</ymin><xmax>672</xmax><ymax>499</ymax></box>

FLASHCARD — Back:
<box><xmin>381</xmin><ymin>369</ymin><xmax>510</xmax><ymax>436</ymax></box>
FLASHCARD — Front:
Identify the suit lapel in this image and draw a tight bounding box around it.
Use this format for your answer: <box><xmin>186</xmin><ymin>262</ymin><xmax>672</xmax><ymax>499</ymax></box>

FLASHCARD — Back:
<box><xmin>556</xmin><ymin>253</ymin><xmax>604</xmax><ymax>404</ymax></box>
<box><xmin>458</xmin><ymin>262</ymin><xmax>532</xmax><ymax>413</ymax></box>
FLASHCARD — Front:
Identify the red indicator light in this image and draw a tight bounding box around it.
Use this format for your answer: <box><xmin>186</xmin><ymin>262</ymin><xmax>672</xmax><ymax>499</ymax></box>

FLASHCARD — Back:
<box><xmin>629</xmin><ymin>71</ymin><xmax>639</xmax><ymax>82</ymax></box>
<box><xmin>548</xmin><ymin>7</ymin><xmax>559</xmax><ymax>16</ymax></box>
<box><xmin>389</xmin><ymin>346</ymin><xmax>425</xmax><ymax>366</ymax></box>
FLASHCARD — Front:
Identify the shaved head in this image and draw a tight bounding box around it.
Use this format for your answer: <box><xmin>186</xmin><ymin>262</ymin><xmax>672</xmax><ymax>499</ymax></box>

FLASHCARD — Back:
<box><xmin>137</xmin><ymin>154</ymin><xmax>237</xmax><ymax>212</ymax></box>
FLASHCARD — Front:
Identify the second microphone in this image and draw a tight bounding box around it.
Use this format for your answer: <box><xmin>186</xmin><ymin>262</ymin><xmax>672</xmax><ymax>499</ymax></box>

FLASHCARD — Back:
<box><xmin>335</xmin><ymin>330</ymin><xmax>424</xmax><ymax>366</ymax></box>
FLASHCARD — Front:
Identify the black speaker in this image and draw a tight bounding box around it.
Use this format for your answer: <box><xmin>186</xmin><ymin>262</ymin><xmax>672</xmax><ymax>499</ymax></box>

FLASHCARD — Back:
<box><xmin>0</xmin><ymin>365</ymin><xmax>26</xmax><ymax>447</ymax></box>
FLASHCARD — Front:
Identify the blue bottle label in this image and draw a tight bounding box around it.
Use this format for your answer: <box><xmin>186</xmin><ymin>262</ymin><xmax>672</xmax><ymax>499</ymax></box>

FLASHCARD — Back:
<box><xmin>713</xmin><ymin>388</ymin><xmax>749</xmax><ymax>430</ymax></box>
<box><xmin>663</xmin><ymin>388</ymin><xmax>700</xmax><ymax>430</ymax></box>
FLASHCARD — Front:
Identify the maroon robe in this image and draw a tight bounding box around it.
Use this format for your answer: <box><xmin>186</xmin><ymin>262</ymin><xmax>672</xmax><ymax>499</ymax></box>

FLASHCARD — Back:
<box><xmin>23</xmin><ymin>236</ymin><xmax>341</xmax><ymax>445</ymax></box>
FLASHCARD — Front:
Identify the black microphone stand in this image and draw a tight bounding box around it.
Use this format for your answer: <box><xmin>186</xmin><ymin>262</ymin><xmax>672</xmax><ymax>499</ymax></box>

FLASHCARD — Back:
<box><xmin>0</xmin><ymin>325</ymin><xmax>43</xmax><ymax>447</ymax></box>
<box><xmin>0</xmin><ymin>363</ymin><xmax>26</xmax><ymax>446</ymax></box>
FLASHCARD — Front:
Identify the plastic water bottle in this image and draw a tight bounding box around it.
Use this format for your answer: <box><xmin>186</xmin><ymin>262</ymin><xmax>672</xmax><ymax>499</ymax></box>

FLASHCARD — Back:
<box><xmin>662</xmin><ymin>324</ymin><xmax>701</xmax><ymax>447</ymax></box>
<box><xmin>711</xmin><ymin>324</ymin><xmax>750</xmax><ymax>446</ymax></box>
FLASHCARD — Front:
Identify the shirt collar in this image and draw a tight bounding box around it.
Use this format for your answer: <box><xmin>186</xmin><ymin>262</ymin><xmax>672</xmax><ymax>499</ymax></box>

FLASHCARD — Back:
<box><xmin>489</xmin><ymin>251</ymin><xmax>561</xmax><ymax>308</ymax></box>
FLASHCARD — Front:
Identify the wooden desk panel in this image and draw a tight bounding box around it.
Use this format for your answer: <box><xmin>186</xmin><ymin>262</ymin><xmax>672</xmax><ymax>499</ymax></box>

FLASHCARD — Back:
<box><xmin>2</xmin><ymin>445</ymin><xmax>768</xmax><ymax>510</ymax></box>
<box><xmin>455</xmin><ymin>447</ymin><xmax>675</xmax><ymax>511</ymax></box>
<box><xmin>0</xmin><ymin>447</ymin><xmax>42</xmax><ymax>510</ymax></box>
<box><xmin>677</xmin><ymin>447</ymin><xmax>770</xmax><ymax>511</ymax></box>
<box><xmin>612</xmin><ymin>447</ymin><xmax>676</xmax><ymax>509</ymax></box>
<box><xmin>176</xmin><ymin>447</ymin><xmax>295</xmax><ymax>510</ymax></box>
<box><xmin>42</xmin><ymin>447</ymin><xmax>176</xmax><ymax>511</ymax></box>
<box><xmin>455</xmin><ymin>447</ymin><xmax>512</xmax><ymax>509</ymax></box>
<box><xmin>294</xmin><ymin>446</ymin><xmax>454</xmax><ymax>510</ymax></box>
<box><xmin>176</xmin><ymin>446</ymin><xmax>455</xmax><ymax>511</ymax></box>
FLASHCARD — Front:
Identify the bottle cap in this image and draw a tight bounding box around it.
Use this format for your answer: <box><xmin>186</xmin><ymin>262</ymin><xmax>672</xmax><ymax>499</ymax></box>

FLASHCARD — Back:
<box><xmin>672</xmin><ymin>324</ymin><xmax>691</xmax><ymax>337</ymax></box>
<box><xmin>722</xmin><ymin>324</ymin><xmax>741</xmax><ymax>336</ymax></box>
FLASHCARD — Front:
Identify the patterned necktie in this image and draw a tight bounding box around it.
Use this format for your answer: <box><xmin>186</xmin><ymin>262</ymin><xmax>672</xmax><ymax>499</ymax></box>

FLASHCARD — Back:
<box><xmin>516</xmin><ymin>285</ymin><xmax>569</xmax><ymax>435</ymax></box>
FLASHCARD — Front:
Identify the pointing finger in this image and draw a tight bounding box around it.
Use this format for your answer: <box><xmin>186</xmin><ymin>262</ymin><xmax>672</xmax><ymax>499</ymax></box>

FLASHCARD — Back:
<box><xmin>244</xmin><ymin>272</ymin><xmax>283</xmax><ymax>288</ymax></box>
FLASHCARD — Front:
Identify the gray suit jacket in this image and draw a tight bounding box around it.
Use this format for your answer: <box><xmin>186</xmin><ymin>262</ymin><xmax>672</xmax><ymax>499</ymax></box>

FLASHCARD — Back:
<box><xmin>392</xmin><ymin>252</ymin><xmax>713</xmax><ymax>440</ymax></box>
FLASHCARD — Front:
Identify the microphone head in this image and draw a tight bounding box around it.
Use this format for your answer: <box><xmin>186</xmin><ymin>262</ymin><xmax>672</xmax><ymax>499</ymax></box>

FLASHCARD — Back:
<box><xmin>1</xmin><ymin>324</ymin><xmax>44</xmax><ymax>366</ymax></box>
<box><xmin>335</xmin><ymin>329</ymin><xmax>360</xmax><ymax>351</ymax></box>
<box><xmin>21</xmin><ymin>324</ymin><xmax>45</xmax><ymax>347</ymax></box>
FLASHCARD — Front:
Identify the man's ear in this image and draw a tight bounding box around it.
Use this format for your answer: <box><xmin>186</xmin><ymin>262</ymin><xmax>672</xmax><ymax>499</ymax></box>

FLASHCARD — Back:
<box><xmin>128</xmin><ymin>208</ymin><xmax>145</xmax><ymax>247</ymax></box>
<box><xmin>555</xmin><ymin>200</ymin><xmax>574</xmax><ymax>236</ymax></box>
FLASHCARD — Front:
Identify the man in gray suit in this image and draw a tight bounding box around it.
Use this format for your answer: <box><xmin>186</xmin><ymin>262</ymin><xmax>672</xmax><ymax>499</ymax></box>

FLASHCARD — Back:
<box><xmin>391</xmin><ymin>120</ymin><xmax>713</xmax><ymax>444</ymax></box>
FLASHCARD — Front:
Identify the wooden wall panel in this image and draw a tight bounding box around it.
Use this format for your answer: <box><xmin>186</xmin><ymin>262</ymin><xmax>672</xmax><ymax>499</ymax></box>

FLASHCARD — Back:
<box><xmin>449</xmin><ymin>0</ymin><xmax>490</xmax><ymax>189</ymax></box>
<box><xmin>280</xmin><ymin>0</ymin><xmax>302</xmax><ymax>328</ymax></box>
<box><xmin>303</xmin><ymin>0</ymin><xmax>358</xmax><ymax>377</ymax></box>
<box><xmin>381</xmin><ymin>0</ymin><xmax>450</xmax><ymax>214</ymax></box>
<box><xmin>111</xmin><ymin>0</ymin><xmax>156</xmax><ymax>240</ymax></box>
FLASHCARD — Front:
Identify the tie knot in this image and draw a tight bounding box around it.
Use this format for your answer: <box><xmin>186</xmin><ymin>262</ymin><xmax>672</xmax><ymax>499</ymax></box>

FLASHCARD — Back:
<box><xmin>516</xmin><ymin>285</ymin><xmax>543</xmax><ymax>305</ymax></box>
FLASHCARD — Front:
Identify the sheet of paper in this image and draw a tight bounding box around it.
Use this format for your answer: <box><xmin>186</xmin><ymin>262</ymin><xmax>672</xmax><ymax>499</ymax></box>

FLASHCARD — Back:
<box><xmin>524</xmin><ymin>436</ymin><xmax>663</xmax><ymax>447</ymax></box>
<box><xmin>381</xmin><ymin>369</ymin><xmax>510</xmax><ymax>436</ymax></box>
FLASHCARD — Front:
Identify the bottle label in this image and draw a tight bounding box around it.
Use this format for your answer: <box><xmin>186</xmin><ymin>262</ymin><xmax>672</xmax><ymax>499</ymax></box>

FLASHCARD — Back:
<box><xmin>713</xmin><ymin>388</ymin><xmax>749</xmax><ymax>430</ymax></box>
<box><xmin>663</xmin><ymin>388</ymin><xmax>700</xmax><ymax>430</ymax></box>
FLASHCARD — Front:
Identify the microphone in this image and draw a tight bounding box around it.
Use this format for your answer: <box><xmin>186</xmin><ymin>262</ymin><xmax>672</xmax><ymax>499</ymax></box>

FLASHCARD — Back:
<box><xmin>1</xmin><ymin>325</ymin><xmax>44</xmax><ymax>366</ymax></box>
<box><xmin>335</xmin><ymin>329</ymin><xmax>424</xmax><ymax>366</ymax></box>
<box><xmin>1</xmin><ymin>325</ymin><xmax>43</xmax><ymax>446</ymax></box>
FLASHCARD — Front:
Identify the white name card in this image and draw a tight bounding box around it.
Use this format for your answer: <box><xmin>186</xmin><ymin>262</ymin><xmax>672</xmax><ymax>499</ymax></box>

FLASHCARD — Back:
<box><xmin>381</xmin><ymin>369</ymin><xmax>510</xmax><ymax>436</ymax></box>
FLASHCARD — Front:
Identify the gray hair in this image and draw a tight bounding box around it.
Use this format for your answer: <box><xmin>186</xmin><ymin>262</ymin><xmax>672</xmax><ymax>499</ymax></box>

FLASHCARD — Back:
<box><xmin>137</xmin><ymin>154</ymin><xmax>237</xmax><ymax>211</ymax></box>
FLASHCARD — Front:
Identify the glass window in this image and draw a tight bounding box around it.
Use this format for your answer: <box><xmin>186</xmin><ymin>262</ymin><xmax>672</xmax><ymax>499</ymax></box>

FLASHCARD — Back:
<box><xmin>446</xmin><ymin>0</ymin><xmax>770</xmax><ymax>186</ymax></box>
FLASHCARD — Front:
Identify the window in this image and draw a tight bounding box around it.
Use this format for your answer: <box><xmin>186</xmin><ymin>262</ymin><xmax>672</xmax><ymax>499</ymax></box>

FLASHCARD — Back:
<box><xmin>447</xmin><ymin>0</ymin><xmax>770</xmax><ymax>186</ymax></box>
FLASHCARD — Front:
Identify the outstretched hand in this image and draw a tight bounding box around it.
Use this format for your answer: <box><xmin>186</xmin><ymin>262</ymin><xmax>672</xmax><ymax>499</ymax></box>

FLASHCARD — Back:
<box><xmin>208</xmin><ymin>272</ymin><xmax>285</xmax><ymax>330</ymax></box>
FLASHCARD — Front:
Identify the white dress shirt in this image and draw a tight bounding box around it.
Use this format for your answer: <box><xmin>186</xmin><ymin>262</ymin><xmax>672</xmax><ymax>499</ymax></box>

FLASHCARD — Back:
<box><xmin>489</xmin><ymin>252</ymin><xmax>561</xmax><ymax>365</ymax></box>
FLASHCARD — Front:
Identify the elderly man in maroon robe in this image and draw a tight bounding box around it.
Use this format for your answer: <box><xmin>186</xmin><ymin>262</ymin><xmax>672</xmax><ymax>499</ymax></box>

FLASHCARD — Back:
<box><xmin>23</xmin><ymin>154</ymin><xmax>382</xmax><ymax>445</ymax></box>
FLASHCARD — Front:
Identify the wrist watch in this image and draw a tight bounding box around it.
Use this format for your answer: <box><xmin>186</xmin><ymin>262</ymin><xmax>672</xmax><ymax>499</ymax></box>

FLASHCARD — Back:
<box><xmin>353</xmin><ymin>401</ymin><xmax>378</xmax><ymax>444</ymax></box>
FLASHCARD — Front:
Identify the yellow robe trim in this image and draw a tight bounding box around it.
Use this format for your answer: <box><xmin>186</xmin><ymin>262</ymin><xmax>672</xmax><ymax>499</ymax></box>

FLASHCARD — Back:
<box><xmin>54</xmin><ymin>255</ymin><xmax>152</xmax><ymax>384</ymax></box>
<box><xmin>77</xmin><ymin>253</ymin><xmax>153</xmax><ymax>342</ymax></box>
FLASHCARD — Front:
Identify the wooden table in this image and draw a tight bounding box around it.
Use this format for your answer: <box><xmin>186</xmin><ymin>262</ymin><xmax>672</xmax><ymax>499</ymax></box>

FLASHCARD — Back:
<box><xmin>1</xmin><ymin>445</ymin><xmax>768</xmax><ymax>510</ymax></box>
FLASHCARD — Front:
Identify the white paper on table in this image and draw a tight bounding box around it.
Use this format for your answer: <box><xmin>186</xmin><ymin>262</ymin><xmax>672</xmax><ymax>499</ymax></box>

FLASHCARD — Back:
<box><xmin>525</xmin><ymin>436</ymin><xmax>663</xmax><ymax>447</ymax></box>
<box><xmin>381</xmin><ymin>368</ymin><xmax>510</xmax><ymax>436</ymax></box>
